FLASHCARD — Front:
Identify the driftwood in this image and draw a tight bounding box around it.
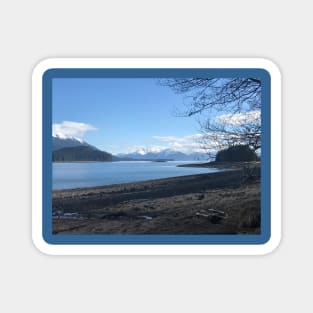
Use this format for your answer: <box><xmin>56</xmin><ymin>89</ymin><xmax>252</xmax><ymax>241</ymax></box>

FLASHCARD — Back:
<box><xmin>196</xmin><ymin>209</ymin><xmax>228</xmax><ymax>224</ymax></box>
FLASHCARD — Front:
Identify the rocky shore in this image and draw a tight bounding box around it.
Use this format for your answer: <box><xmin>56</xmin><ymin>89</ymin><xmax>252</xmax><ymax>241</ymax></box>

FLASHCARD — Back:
<box><xmin>52</xmin><ymin>162</ymin><xmax>261</xmax><ymax>235</ymax></box>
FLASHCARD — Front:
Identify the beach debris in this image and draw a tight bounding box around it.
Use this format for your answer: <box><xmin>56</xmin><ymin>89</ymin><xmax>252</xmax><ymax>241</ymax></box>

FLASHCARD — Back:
<box><xmin>139</xmin><ymin>215</ymin><xmax>153</xmax><ymax>220</ymax></box>
<box><xmin>196</xmin><ymin>209</ymin><xmax>228</xmax><ymax>224</ymax></box>
<box><xmin>52</xmin><ymin>210</ymin><xmax>83</xmax><ymax>220</ymax></box>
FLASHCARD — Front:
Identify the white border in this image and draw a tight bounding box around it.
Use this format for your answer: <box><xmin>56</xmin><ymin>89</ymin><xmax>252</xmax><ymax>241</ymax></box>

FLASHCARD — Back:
<box><xmin>32</xmin><ymin>58</ymin><xmax>281</xmax><ymax>255</ymax></box>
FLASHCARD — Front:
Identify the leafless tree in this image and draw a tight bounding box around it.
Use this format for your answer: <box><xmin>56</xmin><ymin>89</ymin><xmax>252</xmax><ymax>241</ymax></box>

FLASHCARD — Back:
<box><xmin>159</xmin><ymin>78</ymin><xmax>262</xmax><ymax>155</ymax></box>
<box><xmin>160</xmin><ymin>78</ymin><xmax>261</xmax><ymax>115</ymax></box>
<box><xmin>200</xmin><ymin>110</ymin><xmax>261</xmax><ymax>152</ymax></box>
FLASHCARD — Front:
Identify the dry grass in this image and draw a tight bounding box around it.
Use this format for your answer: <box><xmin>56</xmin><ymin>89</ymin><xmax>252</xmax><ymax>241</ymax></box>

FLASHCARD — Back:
<box><xmin>53</xmin><ymin>169</ymin><xmax>260</xmax><ymax>235</ymax></box>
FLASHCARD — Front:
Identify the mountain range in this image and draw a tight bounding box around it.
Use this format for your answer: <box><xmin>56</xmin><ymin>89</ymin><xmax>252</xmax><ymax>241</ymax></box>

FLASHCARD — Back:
<box><xmin>52</xmin><ymin>136</ymin><xmax>209</xmax><ymax>162</ymax></box>
<box><xmin>52</xmin><ymin>136</ymin><xmax>112</xmax><ymax>162</ymax></box>
<box><xmin>117</xmin><ymin>149</ymin><xmax>209</xmax><ymax>161</ymax></box>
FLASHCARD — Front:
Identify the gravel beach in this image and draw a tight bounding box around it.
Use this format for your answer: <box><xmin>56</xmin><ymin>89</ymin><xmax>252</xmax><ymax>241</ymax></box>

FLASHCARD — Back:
<box><xmin>52</xmin><ymin>163</ymin><xmax>261</xmax><ymax>235</ymax></box>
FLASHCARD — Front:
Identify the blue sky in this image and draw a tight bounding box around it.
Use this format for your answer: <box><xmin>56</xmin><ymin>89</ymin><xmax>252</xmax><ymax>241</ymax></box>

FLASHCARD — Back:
<box><xmin>52</xmin><ymin>78</ymin><xmax>204</xmax><ymax>154</ymax></box>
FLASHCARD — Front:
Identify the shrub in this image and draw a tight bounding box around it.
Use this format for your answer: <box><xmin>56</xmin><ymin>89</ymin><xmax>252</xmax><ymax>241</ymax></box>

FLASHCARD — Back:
<box><xmin>215</xmin><ymin>145</ymin><xmax>257</xmax><ymax>162</ymax></box>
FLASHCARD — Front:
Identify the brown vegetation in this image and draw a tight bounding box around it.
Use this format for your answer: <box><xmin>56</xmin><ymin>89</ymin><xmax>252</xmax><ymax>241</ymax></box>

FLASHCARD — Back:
<box><xmin>52</xmin><ymin>163</ymin><xmax>260</xmax><ymax>235</ymax></box>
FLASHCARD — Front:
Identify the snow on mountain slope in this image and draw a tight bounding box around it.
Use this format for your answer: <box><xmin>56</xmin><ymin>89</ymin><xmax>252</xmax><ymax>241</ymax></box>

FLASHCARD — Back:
<box><xmin>117</xmin><ymin>149</ymin><xmax>209</xmax><ymax>161</ymax></box>
<box><xmin>52</xmin><ymin>135</ymin><xmax>95</xmax><ymax>151</ymax></box>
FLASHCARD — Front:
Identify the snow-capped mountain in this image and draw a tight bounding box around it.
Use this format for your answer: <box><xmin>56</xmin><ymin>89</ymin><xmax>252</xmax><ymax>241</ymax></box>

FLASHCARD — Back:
<box><xmin>52</xmin><ymin>136</ymin><xmax>210</xmax><ymax>161</ymax></box>
<box><xmin>52</xmin><ymin>135</ymin><xmax>96</xmax><ymax>151</ymax></box>
<box><xmin>117</xmin><ymin>149</ymin><xmax>209</xmax><ymax>161</ymax></box>
<box><xmin>52</xmin><ymin>135</ymin><xmax>113</xmax><ymax>162</ymax></box>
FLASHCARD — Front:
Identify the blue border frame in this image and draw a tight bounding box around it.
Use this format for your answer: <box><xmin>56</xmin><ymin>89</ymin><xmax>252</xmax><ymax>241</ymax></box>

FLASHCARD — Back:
<box><xmin>43</xmin><ymin>68</ymin><xmax>271</xmax><ymax>245</ymax></box>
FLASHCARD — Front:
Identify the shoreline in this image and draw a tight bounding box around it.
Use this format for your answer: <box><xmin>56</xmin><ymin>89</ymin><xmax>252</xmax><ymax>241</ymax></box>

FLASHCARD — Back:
<box><xmin>53</xmin><ymin>168</ymin><xmax>238</xmax><ymax>195</ymax></box>
<box><xmin>53</xmin><ymin>161</ymin><xmax>259</xmax><ymax>193</ymax></box>
<box><xmin>177</xmin><ymin>160</ymin><xmax>261</xmax><ymax>169</ymax></box>
<box><xmin>53</xmin><ymin>165</ymin><xmax>261</xmax><ymax>235</ymax></box>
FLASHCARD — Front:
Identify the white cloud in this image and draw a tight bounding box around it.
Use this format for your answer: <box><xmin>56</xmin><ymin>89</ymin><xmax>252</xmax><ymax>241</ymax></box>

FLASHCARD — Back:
<box><xmin>52</xmin><ymin>121</ymin><xmax>97</xmax><ymax>140</ymax></box>
<box><xmin>116</xmin><ymin>134</ymin><xmax>206</xmax><ymax>155</ymax></box>
<box><xmin>154</xmin><ymin>134</ymin><xmax>203</xmax><ymax>143</ymax></box>
<box><xmin>216</xmin><ymin>110</ymin><xmax>261</xmax><ymax>126</ymax></box>
<box><xmin>152</xmin><ymin>134</ymin><xmax>204</xmax><ymax>153</ymax></box>
<box><xmin>147</xmin><ymin>112</ymin><xmax>261</xmax><ymax>154</ymax></box>
<box><xmin>124</xmin><ymin>145</ymin><xmax>168</xmax><ymax>154</ymax></box>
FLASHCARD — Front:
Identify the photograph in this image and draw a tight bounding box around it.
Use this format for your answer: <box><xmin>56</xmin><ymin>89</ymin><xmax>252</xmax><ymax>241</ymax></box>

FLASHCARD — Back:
<box><xmin>51</xmin><ymin>75</ymin><xmax>262</xmax><ymax>236</ymax></box>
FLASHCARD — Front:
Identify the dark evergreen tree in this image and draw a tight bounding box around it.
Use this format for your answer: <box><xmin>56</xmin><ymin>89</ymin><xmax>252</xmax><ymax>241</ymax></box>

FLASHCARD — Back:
<box><xmin>215</xmin><ymin>145</ymin><xmax>258</xmax><ymax>162</ymax></box>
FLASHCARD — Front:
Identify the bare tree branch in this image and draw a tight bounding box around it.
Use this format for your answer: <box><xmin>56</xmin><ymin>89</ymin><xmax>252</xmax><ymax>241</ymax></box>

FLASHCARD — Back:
<box><xmin>159</xmin><ymin>77</ymin><xmax>262</xmax><ymax>157</ymax></box>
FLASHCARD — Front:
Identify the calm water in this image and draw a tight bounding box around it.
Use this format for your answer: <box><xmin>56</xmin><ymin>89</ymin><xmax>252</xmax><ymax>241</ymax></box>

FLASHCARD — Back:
<box><xmin>53</xmin><ymin>161</ymin><xmax>222</xmax><ymax>190</ymax></box>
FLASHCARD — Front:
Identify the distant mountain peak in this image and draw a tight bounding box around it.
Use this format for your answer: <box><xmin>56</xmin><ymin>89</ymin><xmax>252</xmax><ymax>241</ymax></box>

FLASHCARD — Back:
<box><xmin>52</xmin><ymin>135</ymin><xmax>95</xmax><ymax>151</ymax></box>
<box><xmin>52</xmin><ymin>136</ymin><xmax>113</xmax><ymax>162</ymax></box>
<box><xmin>117</xmin><ymin>149</ymin><xmax>209</xmax><ymax>161</ymax></box>
<box><xmin>53</xmin><ymin>134</ymin><xmax>84</xmax><ymax>143</ymax></box>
